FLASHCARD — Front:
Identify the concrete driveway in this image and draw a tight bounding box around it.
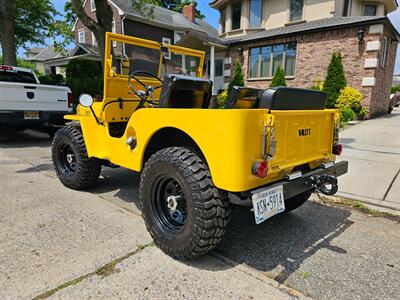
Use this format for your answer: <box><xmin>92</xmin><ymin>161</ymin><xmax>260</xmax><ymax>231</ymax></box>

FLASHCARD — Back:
<box><xmin>1</xmin><ymin>129</ymin><xmax>400</xmax><ymax>299</ymax></box>
<box><xmin>338</xmin><ymin>108</ymin><xmax>400</xmax><ymax>211</ymax></box>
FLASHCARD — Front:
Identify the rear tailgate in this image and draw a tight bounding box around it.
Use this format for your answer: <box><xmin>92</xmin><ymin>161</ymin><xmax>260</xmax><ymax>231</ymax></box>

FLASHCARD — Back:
<box><xmin>0</xmin><ymin>82</ymin><xmax>72</xmax><ymax>112</ymax></box>
<box><xmin>270</xmin><ymin>109</ymin><xmax>336</xmax><ymax>170</ymax></box>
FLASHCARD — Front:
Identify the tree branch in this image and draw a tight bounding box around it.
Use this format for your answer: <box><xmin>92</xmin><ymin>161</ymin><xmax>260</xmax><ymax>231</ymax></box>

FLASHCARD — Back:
<box><xmin>70</xmin><ymin>0</ymin><xmax>98</xmax><ymax>33</ymax></box>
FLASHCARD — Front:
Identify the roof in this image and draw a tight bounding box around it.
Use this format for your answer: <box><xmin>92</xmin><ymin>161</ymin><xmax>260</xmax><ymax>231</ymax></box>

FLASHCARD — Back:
<box><xmin>227</xmin><ymin>16</ymin><xmax>400</xmax><ymax>45</ymax></box>
<box><xmin>27</xmin><ymin>47</ymin><xmax>46</xmax><ymax>55</ymax></box>
<box><xmin>110</xmin><ymin>0</ymin><xmax>222</xmax><ymax>45</ymax></box>
<box><xmin>27</xmin><ymin>45</ymin><xmax>64</xmax><ymax>62</ymax></box>
<box><xmin>71</xmin><ymin>43</ymin><xmax>100</xmax><ymax>56</ymax></box>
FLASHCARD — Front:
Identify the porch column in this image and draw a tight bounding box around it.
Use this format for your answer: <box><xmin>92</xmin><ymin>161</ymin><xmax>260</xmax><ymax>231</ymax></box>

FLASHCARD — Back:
<box><xmin>210</xmin><ymin>44</ymin><xmax>215</xmax><ymax>95</ymax></box>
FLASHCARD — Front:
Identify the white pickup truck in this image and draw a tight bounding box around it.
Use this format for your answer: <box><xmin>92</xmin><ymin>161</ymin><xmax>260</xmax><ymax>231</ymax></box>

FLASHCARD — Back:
<box><xmin>0</xmin><ymin>65</ymin><xmax>73</xmax><ymax>137</ymax></box>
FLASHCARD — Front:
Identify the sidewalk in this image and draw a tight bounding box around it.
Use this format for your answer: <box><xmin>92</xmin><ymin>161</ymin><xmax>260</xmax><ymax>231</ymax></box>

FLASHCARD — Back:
<box><xmin>337</xmin><ymin>108</ymin><xmax>400</xmax><ymax>212</ymax></box>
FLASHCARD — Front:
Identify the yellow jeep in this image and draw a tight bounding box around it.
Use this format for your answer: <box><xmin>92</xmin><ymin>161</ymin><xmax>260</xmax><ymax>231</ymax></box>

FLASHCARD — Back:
<box><xmin>52</xmin><ymin>33</ymin><xmax>348</xmax><ymax>259</ymax></box>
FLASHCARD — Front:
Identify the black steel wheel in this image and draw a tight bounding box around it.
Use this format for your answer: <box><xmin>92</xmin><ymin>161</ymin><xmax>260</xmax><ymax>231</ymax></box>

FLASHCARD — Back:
<box><xmin>52</xmin><ymin>126</ymin><xmax>101</xmax><ymax>190</ymax></box>
<box><xmin>284</xmin><ymin>191</ymin><xmax>312</xmax><ymax>213</ymax></box>
<box><xmin>140</xmin><ymin>147</ymin><xmax>230</xmax><ymax>259</ymax></box>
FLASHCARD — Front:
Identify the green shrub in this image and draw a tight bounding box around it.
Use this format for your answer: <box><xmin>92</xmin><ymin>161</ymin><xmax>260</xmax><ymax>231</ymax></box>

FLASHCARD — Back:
<box><xmin>65</xmin><ymin>59</ymin><xmax>103</xmax><ymax>105</ymax></box>
<box><xmin>340</xmin><ymin>107</ymin><xmax>355</xmax><ymax>124</ymax></box>
<box><xmin>336</xmin><ymin>86</ymin><xmax>363</xmax><ymax>113</ymax></box>
<box><xmin>228</xmin><ymin>61</ymin><xmax>244</xmax><ymax>97</ymax></box>
<box><xmin>392</xmin><ymin>85</ymin><xmax>400</xmax><ymax>94</ymax></box>
<box><xmin>358</xmin><ymin>106</ymin><xmax>368</xmax><ymax>120</ymax></box>
<box><xmin>216</xmin><ymin>90</ymin><xmax>228</xmax><ymax>108</ymax></box>
<box><xmin>39</xmin><ymin>74</ymin><xmax>65</xmax><ymax>85</ymax></box>
<box><xmin>323</xmin><ymin>52</ymin><xmax>347</xmax><ymax>108</ymax></box>
<box><xmin>270</xmin><ymin>66</ymin><xmax>287</xmax><ymax>88</ymax></box>
<box><xmin>309</xmin><ymin>77</ymin><xmax>323</xmax><ymax>91</ymax></box>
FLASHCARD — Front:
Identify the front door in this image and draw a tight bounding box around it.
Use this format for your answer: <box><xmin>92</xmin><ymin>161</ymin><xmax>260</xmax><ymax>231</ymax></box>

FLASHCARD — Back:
<box><xmin>207</xmin><ymin>53</ymin><xmax>225</xmax><ymax>95</ymax></box>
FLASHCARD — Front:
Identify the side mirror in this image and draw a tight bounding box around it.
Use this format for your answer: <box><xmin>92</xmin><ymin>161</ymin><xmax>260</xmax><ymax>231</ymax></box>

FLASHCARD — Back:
<box><xmin>79</xmin><ymin>94</ymin><xmax>94</xmax><ymax>107</ymax></box>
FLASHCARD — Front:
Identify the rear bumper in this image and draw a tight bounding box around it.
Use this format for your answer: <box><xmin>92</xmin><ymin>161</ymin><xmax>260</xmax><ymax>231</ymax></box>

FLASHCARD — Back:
<box><xmin>232</xmin><ymin>161</ymin><xmax>349</xmax><ymax>207</ymax></box>
<box><xmin>0</xmin><ymin>111</ymin><xmax>69</xmax><ymax>128</ymax></box>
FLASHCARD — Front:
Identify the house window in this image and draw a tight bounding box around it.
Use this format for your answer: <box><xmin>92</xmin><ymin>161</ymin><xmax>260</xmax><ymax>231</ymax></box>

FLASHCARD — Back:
<box><xmin>249</xmin><ymin>0</ymin><xmax>262</xmax><ymax>28</ymax></box>
<box><xmin>162</xmin><ymin>37</ymin><xmax>171</xmax><ymax>45</ymax></box>
<box><xmin>215</xmin><ymin>59</ymin><xmax>223</xmax><ymax>77</ymax></box>
<box><xmin>231</xmin><ymin>2</ymin><xmax>242</xmax><ymax>30</ymax></box>
<box><xmin>220</xmin><ymin>8</ymin><xmax>226</xmax><ymax>33</ymax></box>
<box><xmin>380</xmin><ymin>36</ymin><xmax>388</xmax><ymax>67</ymax></box>
<box><xmin>92</xmin><ymin>32</ymin><xmax>97</xmax><ymax>46</ymax></box>
<box><xmin>78</xmin><ymin>29</ymin><xmax>85</xmax><ymax>43</ymax></box>
<box><xmin>363</xmin><ymin>3</ymin><xmax>377</xmax><ymax>16</ymax></box>
<box><xmin>290</xmin><ymin>0</ymin><xmax>304</xmax><ymax>22</ymax></box>
<box><xmin>90</xmin><ymin>0</ymin><xmax>96</xmax><ymax>12</ymax></box>
<box><xmin>249</xmin><ymin>43</ymin><xmax>297</xmax><ymax>78</ymax></box>
<box><xmin>343</xmin><ymin>0</ymin><xmax>352</xmax><ymax>16</ymax></box>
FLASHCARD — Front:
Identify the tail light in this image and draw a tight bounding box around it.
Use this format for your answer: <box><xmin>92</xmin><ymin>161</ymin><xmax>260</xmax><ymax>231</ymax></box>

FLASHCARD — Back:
<box><xmin>333</xmin><ymin>144</ymin><xmax>343</xmax><ymax>156</ymax></box>
<box><xmin>67</xmin><ymin>93</ymin><xmax>73</xmax><ymax>108</ymax></box>
<box><xmin>0</xmin><ymin>65</ymin><xmax>14</xmax><ymax>71</ymax></box>
<box><xmin>252</xmin><ymin>161</ymin><xmax>268</xmax><ymax>178</ymax></box>
<box><xmin>332</xmin><ymin>114</ymin><xmax>342</xmax><ymax>155</ymax></box>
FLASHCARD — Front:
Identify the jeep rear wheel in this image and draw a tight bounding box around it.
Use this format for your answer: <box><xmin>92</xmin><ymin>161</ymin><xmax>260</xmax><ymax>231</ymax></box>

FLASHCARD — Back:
<box><xmin>52</xmin><ymin>126</ymin><xmax>101</xmax><ymax>190</ymax></box>
<box><xmin>140</xmin><ymin>147</ymin><xmax>230</xmax><ymax>259</ymax></box>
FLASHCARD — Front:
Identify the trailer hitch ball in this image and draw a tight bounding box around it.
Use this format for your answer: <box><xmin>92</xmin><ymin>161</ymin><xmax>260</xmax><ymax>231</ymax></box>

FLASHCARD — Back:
<box><xmin>310</xmin><ymin>175</ymin><xmax>338</xmax><ymax>196</ymax></box>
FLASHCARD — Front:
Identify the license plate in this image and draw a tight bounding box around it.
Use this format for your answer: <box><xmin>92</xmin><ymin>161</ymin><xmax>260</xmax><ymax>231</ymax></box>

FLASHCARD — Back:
<box><xmin>24</xmin><ymin>112</ymin><xmax>39</xmax><ymax>120</ymax></box>
<box><xmin>252</xmin><ymin>185</ymin><xmax>285</xmax><ymax>224</ymax></box>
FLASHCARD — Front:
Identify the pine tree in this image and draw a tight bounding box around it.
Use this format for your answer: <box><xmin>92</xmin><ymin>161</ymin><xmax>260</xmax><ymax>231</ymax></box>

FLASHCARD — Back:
<box><xmin>228</xmin><ymin>61</ymin><xmax>245</xmax><ymax>96</ymax></box>
<box><xmin>323</xmin><ymin>52</ymin><xmax>347</xmax><ymax>108</ymax></box>
<box><xmin>270</xmin><ymin>66</ymin><xmax>287</xmax><ymax>88</ymax></box>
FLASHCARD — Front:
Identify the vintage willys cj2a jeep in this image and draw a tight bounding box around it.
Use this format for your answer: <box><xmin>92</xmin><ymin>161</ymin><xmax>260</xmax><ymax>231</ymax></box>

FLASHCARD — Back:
<box><xmin>52</xmin><ymin>33</ymin><xmax>348</xmax><ymax>259</ymax></box>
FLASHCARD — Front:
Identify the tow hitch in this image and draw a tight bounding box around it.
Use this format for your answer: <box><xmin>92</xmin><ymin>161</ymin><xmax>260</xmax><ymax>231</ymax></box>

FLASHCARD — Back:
<box><xmin>309</xmin><ymin>174</ymin><xmax>338</xmax><ymax>196</ymax></box>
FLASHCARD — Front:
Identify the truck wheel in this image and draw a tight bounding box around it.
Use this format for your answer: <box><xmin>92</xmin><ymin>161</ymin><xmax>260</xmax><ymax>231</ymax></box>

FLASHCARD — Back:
<box><xmin>140</xmin><ymin>147</ymin><xmax>230</xmax><ymax>259</ymax></box>
<box><xmin>52</xmin><ymin>126</ymin><xmax>101</xmax><ymax>190</ymax></box>
<box><xmin>284</xmin><ymin>191</ymin><xmax>312</xmax><ymax>212</ymax></box>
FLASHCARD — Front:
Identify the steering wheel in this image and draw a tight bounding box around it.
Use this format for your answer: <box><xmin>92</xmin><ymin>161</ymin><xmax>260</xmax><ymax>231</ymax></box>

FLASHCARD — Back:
<box><xmin>128</xmin><ymin>71</ymin><xmax>163</xmax><ymax>109</ymax></box>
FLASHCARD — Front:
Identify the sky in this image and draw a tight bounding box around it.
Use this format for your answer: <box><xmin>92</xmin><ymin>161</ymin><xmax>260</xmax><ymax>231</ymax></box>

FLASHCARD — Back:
<box><xmin>12</xmin><ymin>0</ymin><xmax>400</xmax><ymax>74</ymax></box>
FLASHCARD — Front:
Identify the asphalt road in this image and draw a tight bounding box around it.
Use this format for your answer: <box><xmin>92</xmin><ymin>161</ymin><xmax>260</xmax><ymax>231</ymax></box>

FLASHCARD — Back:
<box><xmin>1</xmin><ymin>128</ymin><xmax>399</xmax><ymax>299</ymax></box>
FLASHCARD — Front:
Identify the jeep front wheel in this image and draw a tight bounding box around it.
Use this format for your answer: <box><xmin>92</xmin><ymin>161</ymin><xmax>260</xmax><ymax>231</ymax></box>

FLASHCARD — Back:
<box><xmin>52</xmin><ymin>126</ymin><xmax>101</xmax><ymax>190</ymax></box>
<box><xmin>140</xmin><ymin>147</ymin><xmax>230</xmax><ymax>259</ymax></box>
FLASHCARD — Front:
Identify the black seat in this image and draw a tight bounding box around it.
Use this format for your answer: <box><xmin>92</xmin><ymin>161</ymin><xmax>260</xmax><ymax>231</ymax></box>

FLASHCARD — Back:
<box><xmin>259</xmin><ymin>87</ymin><xmax>327</xmax><ymax>110</ymax></box>
<box><xmin>227</xmin><ymin>86</ymin><xmax>327</xmax><ymax>110</ymax></box>
<box><xmin>225</xmin><ymin>86</ymin><xmax>264</xmax><ymax>109</ymax></box>
<box><xmin>158</xmin><ymin>74</ymin><xmax>213</xmax><ymax>109</ymax></box>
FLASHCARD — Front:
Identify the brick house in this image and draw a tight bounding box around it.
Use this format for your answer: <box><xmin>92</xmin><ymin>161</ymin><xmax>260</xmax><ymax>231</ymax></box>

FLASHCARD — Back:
<box><xmin>209</xmin><ymin>0</ymin><xmax>399</xmax><ymax>116</ymax></box>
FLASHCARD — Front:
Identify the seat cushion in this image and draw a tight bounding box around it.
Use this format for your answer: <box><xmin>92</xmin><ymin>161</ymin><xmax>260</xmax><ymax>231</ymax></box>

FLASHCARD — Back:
<box><xmin>225</xmin><ymin>86</ymin><xmax>264</xmax><ymax>109</ymax></box>
<box><xmin>259</xmin><ymin>87</ymin><xmax>327</xmax><ymax>110</ymax></box>
<box><xmin>159</xmin><ymin>74</ymin><xmax>212</xmax><ymax>109</ymax></box>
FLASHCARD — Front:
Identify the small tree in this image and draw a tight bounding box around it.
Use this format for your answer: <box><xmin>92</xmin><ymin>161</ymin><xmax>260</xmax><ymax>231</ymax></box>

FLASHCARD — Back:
<box><xmin>228</xmin><ymin>61</ymin><xmax>244</xmax><ymax>96</ymax></box>
<box><xmin>323</xmin><ymin>52</ymin><xmax>347</xmax><ymax>108</ymax></box>
<box><xmin>270</xmin><ymin>66</ymin><xmax>287</xmax><ymax>87</ymax></box>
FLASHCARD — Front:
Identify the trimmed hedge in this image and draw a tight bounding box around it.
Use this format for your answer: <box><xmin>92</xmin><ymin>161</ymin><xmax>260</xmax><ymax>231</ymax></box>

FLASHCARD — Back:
<box><xmin>323</xmin><ymin>52</ymin><xmax>347</xmax><ymax>108</ymax></box>
<box><xmin>270</xmin><ymin>66</ymin><xmax>287</xmax><ymax>88</ymax></box>
<box><xmin>65</xmin><ymin>59</ymin><xmax>103</xmax><ymax>105</ymax></box>
<box><xmin>39</xmin><ymin>74</ymin><xmax>65</xmax><ymax>85</ymax></box>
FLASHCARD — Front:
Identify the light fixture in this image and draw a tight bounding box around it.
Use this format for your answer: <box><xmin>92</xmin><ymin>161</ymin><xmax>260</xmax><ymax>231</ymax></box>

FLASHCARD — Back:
<box><xmin>357</xmin><ymin>28</ymin><xmax>365</xmax><ymax>42</ymax></box>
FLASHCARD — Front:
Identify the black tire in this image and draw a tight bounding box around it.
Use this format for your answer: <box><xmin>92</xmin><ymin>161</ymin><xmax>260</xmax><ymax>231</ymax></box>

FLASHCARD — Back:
<box><xmin>388</xmin><ymin>106</ymin><xmax>393</xmax><ymax>114</ymax></box>
<box><xmin>284</xmin><ymin>191</ymin><xmax>312</xmax><ymax>213</ymax></box>
<box><xmin>140</xmin><ymin>147</ymin><xmax>230</xmax><ymax>259</ymax></box>
<box><xmin>52</xmin><ymin>126</ymin><xmax>101</xmax><ymax>190</ymax></box>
